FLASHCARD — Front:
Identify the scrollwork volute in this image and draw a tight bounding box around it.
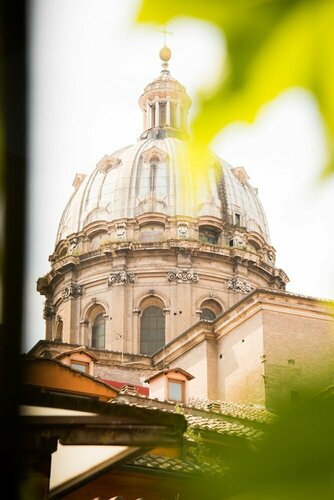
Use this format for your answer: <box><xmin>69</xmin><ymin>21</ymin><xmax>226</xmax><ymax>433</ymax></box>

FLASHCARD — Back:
<box><xmin>61</xmin><ymin>283</ymin><xmax>82</xmax><ymax>300</ymax></box>
<box><xmin>228</xmin><ymin>277</ymin><xmax>253</xmax><ymax>294</ymax></box>
<box><xmin>43</xmin><ymin>300</ymin><xmax>55</xmax><ymax>319</ymax></box>
<box><xmin>107</xmin><ymin>271</ymin><xmax>135</xmax><ymax>286</ymax></box>
<box><xmin>167</xmin><ymin>269</ymin><xmax>198</xmax><ymax>283</ymax></box>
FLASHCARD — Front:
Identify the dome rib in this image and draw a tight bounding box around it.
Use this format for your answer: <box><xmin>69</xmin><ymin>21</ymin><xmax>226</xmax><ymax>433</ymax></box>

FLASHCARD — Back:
<box><xmin>56</xmin><ymin>138</ymin><xmax>271</xmax><ymax>245</ymax></box>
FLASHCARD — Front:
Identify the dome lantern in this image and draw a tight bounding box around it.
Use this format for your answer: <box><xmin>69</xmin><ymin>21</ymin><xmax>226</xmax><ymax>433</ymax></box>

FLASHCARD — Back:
<box><xmin>138</xmin><ymin>46</ymin><xmax>192</xmax><ymax>140</ymax></box>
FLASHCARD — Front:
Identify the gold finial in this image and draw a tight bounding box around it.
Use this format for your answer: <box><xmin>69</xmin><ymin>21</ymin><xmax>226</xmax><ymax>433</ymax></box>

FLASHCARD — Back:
<box><xmin>158</xmin><ymin>25</ymin><xmax>173</xmax><ymax>69</ymax></box>
<box><xmin>159</xmin><ymin>45</ymin><xmax>171</xmax><ymax>62</ymax></box>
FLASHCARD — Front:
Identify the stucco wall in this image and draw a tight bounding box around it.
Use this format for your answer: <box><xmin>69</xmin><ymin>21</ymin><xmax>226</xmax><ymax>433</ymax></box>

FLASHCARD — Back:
<box><xmin>217</xmin><ymin>310</ymin><xmax>265</xmax><ymax>406</ymax></box>
<box><xmin>169</xmin><ymin>341</ymin><xmax>209</xmax><ymax>399</ymax></box>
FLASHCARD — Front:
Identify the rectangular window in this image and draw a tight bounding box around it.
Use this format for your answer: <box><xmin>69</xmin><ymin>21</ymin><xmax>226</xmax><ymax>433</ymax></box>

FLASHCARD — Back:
<box><xmin>235</xmin><ymin>213</ymin><xmax>241</xmax><ymax>226</ymax></box>
<box><xmin>168</xmin><ymin>380</ymin><xmax>184</xmax><ymax>402</ymax></box>
<box><xmin>71</xmin><ymin>361</ymin><xmax>88</xmax><ymax>374</ymax></box>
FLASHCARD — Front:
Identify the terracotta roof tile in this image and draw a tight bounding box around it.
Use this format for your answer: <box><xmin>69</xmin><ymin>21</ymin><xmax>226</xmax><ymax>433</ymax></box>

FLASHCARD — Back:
<box><xmin>127</xmin><ymin>454</ymin><xmax>228</xmax><ymax>476</ymax></box>
<box><xmin>187</xmin><ymin>397</ymin><xmax>274</xmax><ymax>424</ymax></box>
<box><xmin>185</xmin><ymin>415</ymin><xmax>263</xmax><ymax>440</ymax></box>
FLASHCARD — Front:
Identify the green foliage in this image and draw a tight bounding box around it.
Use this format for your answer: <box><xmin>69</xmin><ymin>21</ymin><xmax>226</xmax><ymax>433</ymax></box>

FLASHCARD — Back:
<box><xmin>182</xmin><ymin>392</ymin><xmax>334</xmax><ymax>499</ymax></box>
<box><xmin>136</xmin><ymin>0</ymin><xmax>334</xmax><ymax>177</ymax></box>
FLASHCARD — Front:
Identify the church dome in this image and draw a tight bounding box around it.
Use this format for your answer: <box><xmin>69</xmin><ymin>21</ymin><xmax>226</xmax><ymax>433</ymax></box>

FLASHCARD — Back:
<box><xmin>39</xmin><ymin>45</ymin><xmax>288</xmax><ymax>361</ymax></box>
<box><xmin>56</xmin><ymin>45</ymin><xmax>270</xmax><ymax>246</ymax></box>
<box><xmin>56</xmin><ymin>137</ymin><xmax>270</xmax><ymax>244</ymax></box>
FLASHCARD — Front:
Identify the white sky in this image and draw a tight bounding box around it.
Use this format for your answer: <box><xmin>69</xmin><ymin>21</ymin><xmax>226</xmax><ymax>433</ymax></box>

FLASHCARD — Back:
<box><xmin>24</xmin><ymin>0</ymin><xmax>334</xmax><ymax>353</ymax></box>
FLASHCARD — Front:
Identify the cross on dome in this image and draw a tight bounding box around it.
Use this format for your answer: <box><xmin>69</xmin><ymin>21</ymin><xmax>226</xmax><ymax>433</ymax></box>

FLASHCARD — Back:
<box><xmin>158</xmin><ymin>25</ymin><xmax>173</xmax><ymax>70</ymax></box>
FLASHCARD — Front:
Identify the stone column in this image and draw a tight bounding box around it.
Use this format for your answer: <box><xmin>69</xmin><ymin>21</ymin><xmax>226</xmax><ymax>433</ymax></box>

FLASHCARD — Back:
<box><xmin>107</xmin><ymin>269</ymin><xmax>134</xmax><ymax>352</ymax></box>
<box><xmin>43</xmin><ymin>300</ymin><xmax>54</xmax><ymax>341</ymax></box>
<box><xmin>60</xmin><ymin>283</ymin><xmax>82</xmax><ymax>344</ymax></box>
<box><xmin>166</xmin><ymin>97</ymin><xmax>171</xmax><ymax>126</ymax></box>
<box><xmin>176</xmin><ymin>100</ymin><xmax>181</xmax><ymax>128</ymax></box>
<box><xmin>206</xmin><ymin>338</ymin><xmax>218</xmax><ymax>400</ymax></box>
<box><xmin>155</xmin><ymin>99</ymin><xmax>160</xmax><ymax>127</ymax></box>
<box><xmin>146</xmin><ymin>101</ymin><xmax>151</xmax><ymax>129</ymax></box>
<box><xmin>169</xmin><ymin>281</ymin><xmax>178</xmax><ymax>344</ymax></box>
<box><xmin>133</xmin><ymin>309</ymin><xmax>141</xmax><ymax>354</ymax></box>
<box><xmin>109</xmin><ymin>284</ymin><xmax>125</xmax><ymax>352</ymax></box>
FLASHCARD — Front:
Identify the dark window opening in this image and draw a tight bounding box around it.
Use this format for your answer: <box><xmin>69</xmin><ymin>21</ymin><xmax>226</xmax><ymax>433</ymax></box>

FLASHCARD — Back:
<box><xmin>92</xmin><ymin>313</ymin><xmax>105</xmax><ymax>349</ymax></box>
<box><xmin>150</xmin><ymin>105</ymin><xmax>155</xmax><ymax>127</ymax></box>
<box><xmin>199</xmin><ymin>228</ymin><xmax>219</xmax><ymax>245</ymax></box>
<box><xmin>288</xmin><ymin>359</ymin><xmax>295</xmax><ymax>365</ymax></box>
<box><xmin>235</xmin><ymin>213</ymin><xmax>241</xmax><ymax>226</ymax></box>
<box><xmin>200</xmin><ymin>308</ymin><xmax>216</xmax><ymax>321</ymax></box>
<box><xmin>229</xmin><ymin>239</ymin><xmax>234</xmax><ymax>247</ymax></box>
<box><xmin>140</xmin><ymin>306</ymin><xmax>165</xmax><ymax>355</ymax></box>
<box><xmin>160</xmin><ymin>102</ymin><xmax>166</xmax><ymax>126</ymax></box>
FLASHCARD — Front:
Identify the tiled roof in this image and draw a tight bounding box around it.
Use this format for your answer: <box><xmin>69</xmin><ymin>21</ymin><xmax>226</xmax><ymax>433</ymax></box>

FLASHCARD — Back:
<box><xmin>111</xmin><ymin>396</ymin><xmax>269</xmax><ymax>441</ymax></box>
<box><xmin>126</xmin><ymin>454</ymin><xmax>227</xmax><ymax>476</ymax></box>
<box><xmin>102</xmin><ymin>379</ymin><xmax>149</xmax><ymax>396</ymax></box>
<box><xmin>187</xmin><ymin>397</ymin><xmax>274</xmax><ymax>424</ymax></box>
<box><xmin>185</xmin><ymin>414</ymin><xmax>263</xmax><ymax>440</ymax></box>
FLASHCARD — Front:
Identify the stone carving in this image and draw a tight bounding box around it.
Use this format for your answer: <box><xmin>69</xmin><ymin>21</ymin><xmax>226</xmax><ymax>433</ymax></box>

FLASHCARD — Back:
<box><xmin>62</xmin><ymin>283</ymin><xmax>82</xmax><ymax>300</ymax></box>
<box><xmin>43</xmin><ymin>300</ymin><xmax>55</xmax><ymax>319</ymax></box>
<box><xmin>234</xmin><ymin>234</ymin><xmax>246</xmax><ymax>247</ymax></box>
<box><xmin>107</xmin><ymin>271</ymin><xmax>135</xmax><ymax>286</ymax></box>
<box><xmin>268</xmin><ymin>250</ymin><xmax>275</xmax><ymax>262</ymax></box>
<box><xmin>167</xmin><ymin>269</ymin><xmax>198</xmax><ymax>283</ymax></box>
<box><xmin>115</xmin><ymin>223</ymin><xmax>127</xmax><ymax>240</ymax></box>
<box><xmin>228</xmin><ymin>277</ymin><xmax>253</xmax><ymax>294</ymax></box>
<box><xmin>177</xmin><ymin>222</ymin><xmax>189</xmax><ymax>239</ymax></box>
<box><xmin>68</xmin><ymin>237</ymin><xmax>78</xmax><ymax>254</ymax></box>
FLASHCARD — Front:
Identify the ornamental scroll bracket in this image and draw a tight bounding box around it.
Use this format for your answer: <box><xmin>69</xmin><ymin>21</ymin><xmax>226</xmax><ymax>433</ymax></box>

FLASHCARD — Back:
<box><xmin>167</xmin><ymin>269</ymin><xmax>198</xmax><ymax>283</ymax></box>
<box><xmin>228</xmin><ymin>277</ymin><xmax>253</xmax><ymax>294</ymax></box>
<box><xmin>43</xmin><ymin>300</ymin><xmax>55</xmax><ymax>320</ymax></box>
<box><xmin>107</xmin><ymin>271</ymin><xmax>135</xmax><ymax>286</ymax></box>
<box><xmin>61</xmin><ymin>283</ymin><xmax>83</xmax><ymax>300</ymax></box>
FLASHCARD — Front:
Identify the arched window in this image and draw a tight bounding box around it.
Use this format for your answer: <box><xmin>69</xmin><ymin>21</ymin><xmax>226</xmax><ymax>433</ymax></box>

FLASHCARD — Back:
<box><xmin>199</xmin><ymin>298</ymin><xmax>223</xmax><ymax>322</ymax></box>
<box><xmin>92</xmin><ymin>313</ymin><xmax>105</xmax><ymax>349</ymax></box>
<box><xmin>200</xmin><ymin>308</ymin><xmax>216</xmax><ymax>321</ymax></box>
<box><xmin>140</xmin><ymin>306</ymin><xmax>165</xmax><ymax>355</ymax></box>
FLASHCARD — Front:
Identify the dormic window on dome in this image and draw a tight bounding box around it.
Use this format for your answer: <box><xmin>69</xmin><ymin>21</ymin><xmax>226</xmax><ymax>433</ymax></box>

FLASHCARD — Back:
<box><xmin>199</xmin><ymin>227</ymin><xmax>219</xmax><ymax>245</ymax></box>
<box><xmin>136</xmin><ymin>154</ymin><xmax>168</xmax><ymax>201</ymax></box>
<box><xmin>92</xmin><ymin>313</ymin><xmax>105</xmax><ymax>349</ymax></box>
<box><xmin>140</xmin><ymin>306</ymin><xmax>165</xmax><ymax>355</ymax></box>
<box><xmin>200</xmin><ymin>308</ymin><xmax>216</xmax><ymax>321</ymax></box>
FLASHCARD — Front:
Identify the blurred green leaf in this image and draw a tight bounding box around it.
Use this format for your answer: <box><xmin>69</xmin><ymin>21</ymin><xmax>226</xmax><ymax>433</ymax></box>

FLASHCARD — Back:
<box><xmin>136</xmin><ymin>0</ymin><xmax>334</xmax><ymax>177</ymax></box>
